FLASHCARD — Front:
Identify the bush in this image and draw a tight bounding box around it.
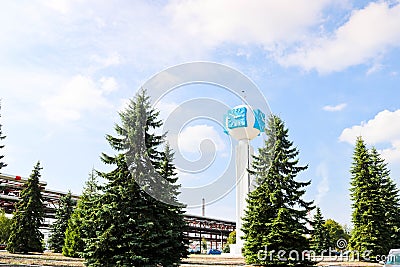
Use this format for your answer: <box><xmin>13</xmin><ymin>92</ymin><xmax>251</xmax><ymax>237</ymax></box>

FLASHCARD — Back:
<box><xmin>0</xmin><ymin>210</ymin><xmax>11</xmax><ymax>244</ymax></box>
<box><xmin>222</xmin><ymin>244</ymin><xmax>230</xmax><ymax>253</ymax></box>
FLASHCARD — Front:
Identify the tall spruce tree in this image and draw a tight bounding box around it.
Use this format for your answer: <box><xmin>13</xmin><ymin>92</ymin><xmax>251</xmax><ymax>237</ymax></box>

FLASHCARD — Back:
<box><xmin>48</xmin><ymin>191</ymin><xmax>75</xmax><ymax>253</ymax></box>
<box><xmin>349</xmin><ymin>137</ymin><xmax>400</xmax><ymax>258</ymax></box>
<box><xmin>349</xmin><ymin>137</ymin><xmax>372</xmax><ymax>254</ymax></box>
<box><xmin>83</xmin><ymin>89</ymin><xmax>187</xmax><ymax>266</ymax></box>
<box><xmin>242</xmin><ymin>114</ymin><xmax>314</xmax><ymax>266</ymax></box>
<box><xmin>7</xmin><ymin>161</ymin><xmax>44</xmax><ymax>253</ymax></box>
<box><xmin>370</xmin><ymin>148</ymin><xmax>400</xmax><ymax>249</ymax></box>
<box><xmin>349</xmin><ymin>137</ymin><xmax>377</xmax><ymax>256</ymax></box>
<box><xmin>310</xmin><ymin>207</ymin><xmax>329</xmax><ymax>254</ymax></box>
<box><xmin>0</xmin><ymin>100</ymin><xmax>7</xmax><ymax>170</ymax></box>
<box><xmin>63</xmin><ymin>171</ymin><xmax>99</xmax><ymax>258</ymax></box>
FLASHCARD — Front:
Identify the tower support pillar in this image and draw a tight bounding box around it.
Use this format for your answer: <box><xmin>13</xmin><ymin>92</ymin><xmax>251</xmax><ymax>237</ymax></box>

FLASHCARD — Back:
<box><xmin>230</xmin><ymin>139</ymin><xmax>253</xmax><ymax>255</ymax></box>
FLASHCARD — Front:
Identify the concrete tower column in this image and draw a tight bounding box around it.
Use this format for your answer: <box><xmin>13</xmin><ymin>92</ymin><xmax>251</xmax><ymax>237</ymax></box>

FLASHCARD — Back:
<box><xmin>233</xmin><ymin>139</ymin><xmax>254</xmax><ymax>254</ymax></box>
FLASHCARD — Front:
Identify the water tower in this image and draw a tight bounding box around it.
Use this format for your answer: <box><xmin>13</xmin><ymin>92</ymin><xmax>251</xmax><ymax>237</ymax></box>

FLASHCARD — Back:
<box><xmin>224</xmin><ymin>105</ymin><xmax>265</xmax><ymax>255</ymax></box>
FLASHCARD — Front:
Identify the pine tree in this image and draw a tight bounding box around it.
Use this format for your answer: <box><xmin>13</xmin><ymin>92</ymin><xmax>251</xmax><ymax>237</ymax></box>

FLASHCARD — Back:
<box><xmin>48</xmin><ymin>191</ymin><xmax>75</xmax><ymax>253</ymax></box>
<box><xmin>310</xmin><ymin>207</ymin><xmax>329</xmax><ymax>254</ymax></box>
<box><xmin>83</xmin><ymin>89</ymin><xmax>187</xmax><ymax>266</ymax></box>
<box><xmin>242</xmin><ymin>114</ymin><xmax>314</xmax><ymax>266</ymax></box>
<box><xmin>7</xmin><ymin>161</ymin><xmax>44</xmax><ymax>253</ymax></box>
<box><xmin>349</xmin><ymin>137</ymin><xmax>400</xmax><ymax>258</ymax></box>
<box><xmin>0</xmin><ymin>100</ymin><xmax>7</xmax><ymax>170</ymax></box>
<box><xmin>63</xmin><ymin>171</ymin><xmax>99</xmax><ymax>258</ymax></box>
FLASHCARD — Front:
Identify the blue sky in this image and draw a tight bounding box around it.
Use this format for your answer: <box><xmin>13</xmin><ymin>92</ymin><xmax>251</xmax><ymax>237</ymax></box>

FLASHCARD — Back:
<box><xmin>1</xmin><ymin>0</ymin><xmax>400</xmax><ymax>226</ymax></box>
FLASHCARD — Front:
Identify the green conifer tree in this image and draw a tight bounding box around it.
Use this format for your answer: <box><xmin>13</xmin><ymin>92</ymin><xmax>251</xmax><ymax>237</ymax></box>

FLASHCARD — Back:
<box><xmin>349</xmin><ymin>137</ymin><xmax>376</xmax><ymax>256</ymax></box>
<box><xmin>0</xmin><ymin>100</ymin><xmax>7</xmax><ymax>170</ymax></box>
<box><xmin>7</xmin><ymin>162</ymin><xmax>44</xmax><ymax>253</ymax></box>
<box><xmin>242</xmin><ymin>114</ymin><xmax>314</xmax><ymax>266</ymax></box>
<box><xmin>372</xmin><ymin>148</ymin><xmax>400</xmax><ymax>249</ymax></box>
<box><xmin>370</xmin><ymin>148</ymin><xmax>400</xmax><ymax>250</ymax></box>
<box><xmin>371</xmin><ymin>147</ymin><xmax>399</xmax><ymax>254</ymax></box>
<box><xmin>310</xmin><ymin>207</ymin><xmax>329</xmax><ymax>254</ymax></box>
<box><xmin>48</xmin><ymin>191</ymin><xmax>75</xmax><ymax>253</ymax></box>
<box><xmin>83</xmin><ymin>89</ymin><xmax>187</xmax><ymax>266</ymax></box>
<box><xmin>63</xmin><ymin>171</ymin><xmax>99</xmax><ymax>258</ymax></box>
<box><xmin>349</xmin><ymin>137</ymin><xmax>400</xmax><ymax>258</ymax></box>
<box><xmin>349</xmin><ymin>137</ymin><xmax>371</xmax><ymax>254</ymax></box>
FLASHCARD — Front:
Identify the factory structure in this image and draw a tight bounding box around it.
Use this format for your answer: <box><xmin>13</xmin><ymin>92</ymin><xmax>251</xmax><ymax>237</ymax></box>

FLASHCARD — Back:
<box><xmin>0</xmin><ymin>172</ymin><xmax>235</xmax><ymax>251</ymax></box>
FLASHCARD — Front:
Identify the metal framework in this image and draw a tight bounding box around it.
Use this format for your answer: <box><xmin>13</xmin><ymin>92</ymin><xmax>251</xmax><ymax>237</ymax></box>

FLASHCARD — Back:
<box><xmin>0</xmin><ymin>173</ymin><xmax>80</xmax><ymax>219</ymax></box>
<box><xmin>1</xmin><ymin>172</ymin><xmax>236</xmax><ymax>250</ymax></box>
<box><xmin>184</xmin><ymin>214</ymin><xmax>235</xmax><ymax>250</ymax></box>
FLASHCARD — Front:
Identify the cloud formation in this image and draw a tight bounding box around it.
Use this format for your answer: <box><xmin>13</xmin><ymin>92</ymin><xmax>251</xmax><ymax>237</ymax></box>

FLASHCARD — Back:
<box><xmin>1</xmin><ymin>0</ymin><xmax>399</xmax><ymax>77</ymax></box>
<box><xmin>281</xmin><ymin>1</ymin><xmax>400</xmax><ymax>73</ymax></box>
<box><xmin>166</xmin><ymin>0</ymin><xmax>334</xmax><ymax>47</ymax></box>
<box><xmin>323</xmin><ymin>103</ymin><xmax>347</xmax><ymax>112</ymax></box>
<box><xmin>41</xmin><ymin>75</ymin><xmax>116</xmax><ymax>122</ymax></box>
<box><xmin>339</xmin><ymin>109</ymin><xmax>400</xmax><ymax>163</ymax></box>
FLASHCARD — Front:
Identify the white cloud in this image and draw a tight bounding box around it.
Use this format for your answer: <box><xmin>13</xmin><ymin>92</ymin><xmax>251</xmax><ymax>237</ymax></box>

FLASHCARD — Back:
<box><xmin>323</xmin><ymin>103</ymin><xmax>347</xmax><ymax>112</ymax></box>
<box><xmin>166</xmin><ymin>0</ymin><xmax>334</xmax><ymax>47</ymax></box>
<box><xmin>340</xmin><ymin>109</ymin><xmax>400</xmax><ymax>144</ymax></box>
<box><xmin>281</xmin><ymin>1</ymin><xmax>400</xmax><ymax>73</ymax></box>
<box><xmin>381</xmin><ymin>140</ymin><xmax>400</xmax><ymax>163</ymax></box>
<box><xmin>3</xmin><ymin>0</ymin><xmax>397</xmax><ymax>76</ymax></box>
<box><xmin>41</xmin><ymin>75</ymin><xmax>115</xmax><ymax>122</ymax></box>
<box><xmin>178</xmin><ymin>124</ymin><xmax>225</xmax><ymax>154</ymax></box>
<box><xmin>339</xmin><ymin>109</ymin><xmax>400</xmax><ymax>163</ymax></box>
<box><xmin>0</xmin><ymin>1</ymin><xmax>203</xmax><ymax>73</ymax></box>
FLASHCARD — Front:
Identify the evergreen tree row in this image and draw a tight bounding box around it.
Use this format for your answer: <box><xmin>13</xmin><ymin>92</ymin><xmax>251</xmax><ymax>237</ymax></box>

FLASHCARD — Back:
<box><xmin>240</xmin><ymin>115</ymin><xmax>400</xmax><ymax>265</ymax></box>
<box><xmin>3</xmin><ymin>92</ymin><xmax>400</xmax><ymax>267</ymax></box>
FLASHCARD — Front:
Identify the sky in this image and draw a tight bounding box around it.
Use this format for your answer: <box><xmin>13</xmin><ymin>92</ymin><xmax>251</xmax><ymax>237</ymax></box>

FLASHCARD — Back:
<box><xmin>1</xmin><ymin>0</ymin><xmax>400</xmax><ymax>226</ymax></box>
